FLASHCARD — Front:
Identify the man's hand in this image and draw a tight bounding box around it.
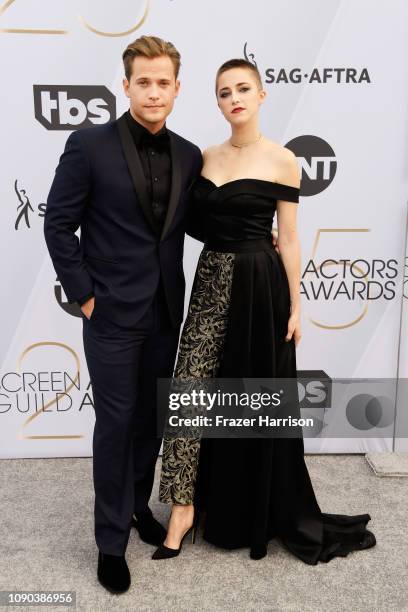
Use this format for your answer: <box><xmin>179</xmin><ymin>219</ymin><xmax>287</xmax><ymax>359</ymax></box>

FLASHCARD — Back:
<box><xmin>271</xmin><ymin>227</ymin><xmax>280</xmax><ymax>254</ymax></box>
<box><xmin>80</xmin><ymin>296</ymin><xmax>95</xmax><ymax>320</ymax></box>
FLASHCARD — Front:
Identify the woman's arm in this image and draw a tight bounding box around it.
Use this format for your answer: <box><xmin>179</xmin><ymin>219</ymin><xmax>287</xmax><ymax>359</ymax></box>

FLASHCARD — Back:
<box><xmin>276</xmin><ymin>149</ymin><xmax>302</xmax><ymax>345</ymax></box>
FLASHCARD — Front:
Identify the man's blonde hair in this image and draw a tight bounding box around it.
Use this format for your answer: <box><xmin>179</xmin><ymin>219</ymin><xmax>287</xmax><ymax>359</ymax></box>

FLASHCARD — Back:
<box><xmin>122</xmin><ymin>35</ymin><xmax>181</xmax><ymax>81</ymax></box>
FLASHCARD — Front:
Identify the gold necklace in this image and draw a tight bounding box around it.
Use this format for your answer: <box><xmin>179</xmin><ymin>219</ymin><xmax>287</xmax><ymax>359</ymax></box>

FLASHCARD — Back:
<box><xmin>229</xmin><ymin>133</ymin><xmax>263</xmax><ymax>148</ymax></box>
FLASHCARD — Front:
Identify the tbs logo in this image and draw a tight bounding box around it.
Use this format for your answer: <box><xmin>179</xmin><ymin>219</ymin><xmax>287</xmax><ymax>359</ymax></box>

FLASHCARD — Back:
<box><xmin>33</xmin><ymin>85</ymin><xmax>116</xmax><ymax>130</ymax></box>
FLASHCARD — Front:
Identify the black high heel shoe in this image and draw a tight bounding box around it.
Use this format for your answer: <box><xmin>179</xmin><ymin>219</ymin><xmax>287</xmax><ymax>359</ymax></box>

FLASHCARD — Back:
<box><xmin>151</xmin><ymin>509</ymin><xmax>200</xmax><ymax>560</ymax></box>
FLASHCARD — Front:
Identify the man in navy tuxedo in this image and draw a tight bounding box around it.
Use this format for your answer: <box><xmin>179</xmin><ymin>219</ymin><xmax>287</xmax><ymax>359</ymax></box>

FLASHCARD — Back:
<box><xmin>44</xmin><ymin>35</ymin><xmax>202</xmax><ymax>594</ymax></box>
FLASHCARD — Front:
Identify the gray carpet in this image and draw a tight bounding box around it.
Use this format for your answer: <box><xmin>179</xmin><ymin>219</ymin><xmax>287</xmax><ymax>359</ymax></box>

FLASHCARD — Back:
<box><xmin>0</xmin><ymin>455</ymin><xmax>407</xmax><ymax>612</ymax></box>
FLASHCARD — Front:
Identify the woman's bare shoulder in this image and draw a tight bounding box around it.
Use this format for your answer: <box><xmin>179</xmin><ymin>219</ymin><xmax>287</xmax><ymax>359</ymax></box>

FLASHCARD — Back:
<box><xmin>279</xmin><ymin>148</ymin><xmax>301</xmax><ymax>188</ymax></box>
<box><xmin>263</xmin><ymin>139</ymin><xmax>300</xmax><ymax>188</ymax></box>
<box><xmin>202</xmin><ymin>143</ymin><xmax>224</xmax><ymax>162</ymax></box>
<box><xmin>262</xmin><ymin>137</ymin><xmax>293</xmax><ymax>158</ymax></box>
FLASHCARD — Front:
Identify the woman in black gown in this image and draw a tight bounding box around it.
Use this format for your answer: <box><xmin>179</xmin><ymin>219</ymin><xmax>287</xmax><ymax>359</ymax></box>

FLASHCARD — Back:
<box><xmin>153</xmin><ymin>58</ymin><xmax>376</xmax><ymax>562</ymax></box>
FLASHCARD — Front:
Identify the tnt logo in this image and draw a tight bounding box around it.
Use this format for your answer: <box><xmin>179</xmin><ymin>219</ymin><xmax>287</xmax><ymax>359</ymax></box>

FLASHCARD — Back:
<box><xmin>285</xmin><ymin>135</ymin><xmax>337</xmax><ymax>196</ymax></box>
<box><xmin>33</xmin><ymin>85</ymin><xmax>116</xmax><ymax>130</ymax></box>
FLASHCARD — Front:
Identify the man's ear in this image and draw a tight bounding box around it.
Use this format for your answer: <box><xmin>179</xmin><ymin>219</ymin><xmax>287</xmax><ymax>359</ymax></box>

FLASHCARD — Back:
<box><xmin>123</xmin><ymin>78</ymin><xmax>130</xmax><ymax>98</ymax></box>
<box><xmin>174</xmin><ymin>79</ymin><xmax>181</xmax><ymax>97</ymax></box>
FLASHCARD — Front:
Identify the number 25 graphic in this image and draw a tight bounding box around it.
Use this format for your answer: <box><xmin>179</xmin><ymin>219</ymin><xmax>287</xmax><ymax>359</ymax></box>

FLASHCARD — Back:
<box><xmin>0</xmin><ymin>0</ymin><xmax>150</xmax><ymax>36</ymax></box>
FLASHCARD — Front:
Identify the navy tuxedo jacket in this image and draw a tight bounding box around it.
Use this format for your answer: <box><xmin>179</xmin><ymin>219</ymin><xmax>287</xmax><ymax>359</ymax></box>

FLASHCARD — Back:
<box><xmin>44</xmin><ymin>112</ymin><xmax>203</xmax><ymax>328</ymax></box>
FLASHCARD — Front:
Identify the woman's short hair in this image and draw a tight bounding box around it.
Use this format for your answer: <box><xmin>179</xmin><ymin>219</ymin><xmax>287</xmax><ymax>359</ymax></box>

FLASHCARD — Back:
<box><xmin>215</xmin><ymin>58</ymin><xmax>263</xmax><ymax>93</ymax></box>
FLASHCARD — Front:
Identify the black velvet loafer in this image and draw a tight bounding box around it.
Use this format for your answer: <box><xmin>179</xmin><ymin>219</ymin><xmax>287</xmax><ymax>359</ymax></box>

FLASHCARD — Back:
<box><xmin>97</xmin><ymin>551</ymin><xmax>130</xmax><ymax>594</ymax></box>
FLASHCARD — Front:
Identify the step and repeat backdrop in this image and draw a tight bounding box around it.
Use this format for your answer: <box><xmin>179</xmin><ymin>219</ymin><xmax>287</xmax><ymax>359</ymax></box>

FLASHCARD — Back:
<box><xmin>1</xmin><ymin>0</ymin><xmax>407</xmax><ymax>457</ymax></box>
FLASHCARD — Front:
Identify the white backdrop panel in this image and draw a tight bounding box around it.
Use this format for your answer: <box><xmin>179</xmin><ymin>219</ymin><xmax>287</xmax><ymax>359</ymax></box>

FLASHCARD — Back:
<box><xmin>1</xmin><ymin>0</ymin><xmax>407</xmax><ymax>457</ymax></box>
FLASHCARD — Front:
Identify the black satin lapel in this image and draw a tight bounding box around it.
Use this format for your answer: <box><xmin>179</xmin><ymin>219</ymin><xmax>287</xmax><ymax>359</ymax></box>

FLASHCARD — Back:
<box><xmin>160</xmin><ymin>132</ymin><xmax>182</xmax><ymax>241</ymax></box>
<box><xmin>116</xmin><ymin>113</ymin><xmax>158</xmax><ymax>236</ymax></box>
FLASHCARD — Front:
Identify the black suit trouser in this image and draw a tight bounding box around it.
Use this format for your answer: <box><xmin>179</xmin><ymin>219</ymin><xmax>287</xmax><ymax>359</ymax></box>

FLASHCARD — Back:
<box><xmin>82</xmin><ymin>282</ymin><xmax>180</xmax><ymax>555</ymax></box>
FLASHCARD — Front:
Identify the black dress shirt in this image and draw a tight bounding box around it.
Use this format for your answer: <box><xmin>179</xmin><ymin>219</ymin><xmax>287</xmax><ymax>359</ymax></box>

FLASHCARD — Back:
<box><xmin>125</xmin><ymin>109</ymin><xmax>172</xmax><ymax>231</ymax></box>
<box><xmin>77</xmin><ymin>110</ymin><xmax>172</xmax><ymax>307</ymax></box>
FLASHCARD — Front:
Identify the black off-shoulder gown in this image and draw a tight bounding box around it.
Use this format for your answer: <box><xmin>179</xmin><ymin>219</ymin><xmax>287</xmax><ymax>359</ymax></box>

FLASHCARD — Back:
<box><xmin>159</xmin><ymin>176</ymin><xmax>376</xmax><ymax>563</ymax></box>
